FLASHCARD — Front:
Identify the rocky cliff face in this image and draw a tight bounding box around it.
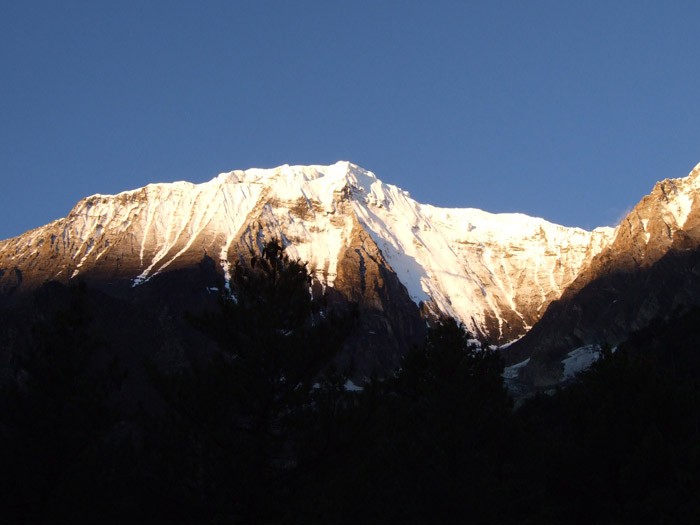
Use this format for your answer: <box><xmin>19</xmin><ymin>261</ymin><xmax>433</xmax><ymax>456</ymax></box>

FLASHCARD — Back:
<box><xmin>5</xmin><ymin>160</ymin><xmax>700</xmax><ymax>382</ymax></box>
<box><xmin>507</xmin><ymin>163</ymin><xmax>700</xmax><ymax>388</ymax></box>
<box><xmin>0</xmin><ymin>161</ymin><xmax>612</xmax><ymax>348</ymax></box>
<box><xmin>564</xmin><ymin>163</ymin><xmax>700</xmax><ymax>296</ymax></box>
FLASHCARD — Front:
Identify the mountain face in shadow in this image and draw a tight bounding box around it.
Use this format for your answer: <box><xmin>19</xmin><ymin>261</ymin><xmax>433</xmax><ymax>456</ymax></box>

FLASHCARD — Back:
<box><xmin>508</xmin><ymin>164</ymin><xmax>700</xmax><ymax>388</ymax></box>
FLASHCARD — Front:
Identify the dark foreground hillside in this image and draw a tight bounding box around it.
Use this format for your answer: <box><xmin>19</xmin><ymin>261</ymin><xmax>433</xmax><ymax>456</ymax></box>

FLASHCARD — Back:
<box><xmin>1</xmin><ymin>243</ymin><xmax>699</xmax><ymax>524</ymax></box>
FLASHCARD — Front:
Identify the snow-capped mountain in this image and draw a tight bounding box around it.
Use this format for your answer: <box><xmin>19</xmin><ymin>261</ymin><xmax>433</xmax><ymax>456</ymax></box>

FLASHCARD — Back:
<box><xmin>508</xmin><ymin>163</ymin><xmax>700</xmax><ymax>388</ymax></box>
<box><xmin>0</xmin><ymin>161</ymin><xmax>612</xmax><ymax>345</ymax></box>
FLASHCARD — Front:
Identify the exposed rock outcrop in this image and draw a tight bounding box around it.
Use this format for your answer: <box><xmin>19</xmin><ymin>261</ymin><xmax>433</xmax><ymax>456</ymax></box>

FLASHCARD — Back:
<box><xmin>507</xmin><ymin>163</ymin><xmax>700</xmax><ymax>388</ymax></box>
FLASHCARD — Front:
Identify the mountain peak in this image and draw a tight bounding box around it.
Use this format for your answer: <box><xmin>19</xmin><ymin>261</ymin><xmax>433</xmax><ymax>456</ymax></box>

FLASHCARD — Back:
<box><xmin>0</xmin><ymin>160</ymin><xmax>614</xmax><ymax>344</ymax></box>
<box><xmin>690</xmin><ymin>162</ymin><xmax>700</xmax><ymax>179</ymax></box>
<box><xmin>639</xmin><ymin>164</ymin><xmax>700</xmax><ymax>231</ymax></box>
<box><xmin>213</xmin><ymin>160</ymin><xmax>370</xmax><ymax>186</ymax></box>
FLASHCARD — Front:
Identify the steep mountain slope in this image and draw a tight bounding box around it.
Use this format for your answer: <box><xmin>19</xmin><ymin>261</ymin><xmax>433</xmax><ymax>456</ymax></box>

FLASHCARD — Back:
<box><xmin>507</xmin><ymin>163</ymin><xmax>700</xmax><ymax>387</ymax></box>
<box><xmin>0</xmin><ymin>162</ymin><xmax>612</xmax><ymax>346</ymax></box>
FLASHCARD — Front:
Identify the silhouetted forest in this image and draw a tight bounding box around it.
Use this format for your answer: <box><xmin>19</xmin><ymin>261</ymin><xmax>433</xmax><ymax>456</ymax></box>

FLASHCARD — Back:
<box><xmin>1</xmin><ymin>242</ymin><xmax>700</xmax><ymax>523</ymax></box>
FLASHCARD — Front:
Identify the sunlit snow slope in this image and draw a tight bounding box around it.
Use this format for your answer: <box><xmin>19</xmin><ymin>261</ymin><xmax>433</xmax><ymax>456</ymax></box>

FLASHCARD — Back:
<box><xmin>0</xmin><ymin>161</ymin><xmax>613</xmax><ymax>343</ymax></box>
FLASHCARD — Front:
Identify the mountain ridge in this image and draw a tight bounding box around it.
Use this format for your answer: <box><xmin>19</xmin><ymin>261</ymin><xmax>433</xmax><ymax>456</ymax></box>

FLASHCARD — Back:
<box><xmin>507</xmin><ymin>162</ymin><xmax>700</xmax><ymax>388</ymax></box>
<box><xmin>0</xmin><ymin>161</ymin><xmax>613</xmax><ymax>345</ymax></box>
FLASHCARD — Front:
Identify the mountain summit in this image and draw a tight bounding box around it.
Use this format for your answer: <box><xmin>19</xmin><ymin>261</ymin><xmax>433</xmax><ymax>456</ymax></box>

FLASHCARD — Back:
<box><xmin>0</xmin><ymin>161</ymin><xmax>612</xmax><ymax>349</ymax></box>
<box><xmin>5</xmin><ymin>160</ymin><xmax>700</xmax><ymax>382</ymax></box>
<box><xmin>508</xmin><ymin>162</ymin><xmax>700</xmax><ymax>388</ymax></box>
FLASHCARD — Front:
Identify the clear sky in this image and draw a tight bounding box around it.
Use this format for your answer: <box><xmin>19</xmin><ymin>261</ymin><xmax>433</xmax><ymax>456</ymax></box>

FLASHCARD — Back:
<box><xmin>2</xmin><ymin>1</ymin><xmax>699</xmax><ymax>240</ymax></box>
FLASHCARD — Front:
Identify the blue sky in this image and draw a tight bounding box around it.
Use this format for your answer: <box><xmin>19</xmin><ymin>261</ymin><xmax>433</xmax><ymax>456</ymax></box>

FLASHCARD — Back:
<box><xmin>2</xmin><ymin>1</ymin><xmax>699</xmax><ymax>240</ymax></box>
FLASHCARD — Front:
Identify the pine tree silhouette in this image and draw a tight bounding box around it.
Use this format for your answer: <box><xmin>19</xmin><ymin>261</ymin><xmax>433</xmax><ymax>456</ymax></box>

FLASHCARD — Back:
<box><xmin>146</xmin><ymin>239</ymin><xmax>355</xmax><ymax>522</ymax></box>
<box><xmin>0</xmin><ymin>282</ymin><xmax>124</xmax><ymax>523</ymax></box>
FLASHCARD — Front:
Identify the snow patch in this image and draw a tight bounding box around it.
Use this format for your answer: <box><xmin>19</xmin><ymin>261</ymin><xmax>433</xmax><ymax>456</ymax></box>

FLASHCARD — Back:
<box><xmin>673</xmin><ymin>192</ymin><xmax>694</xmax><ymax>227</ymax></box>
<box><xmin>344</xmin><ymin>379</ymin><xmax>364</xmax><ymax>392</ymax></box>
<box><xmin>562</xmin><ymin>345</ymin><xmax>602</xmax><ymax>379</ymax></box>
<box><xmin>502</xmin><ymin>358</ymin><xmax>530</xmax><ymax>380</ymax></box>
